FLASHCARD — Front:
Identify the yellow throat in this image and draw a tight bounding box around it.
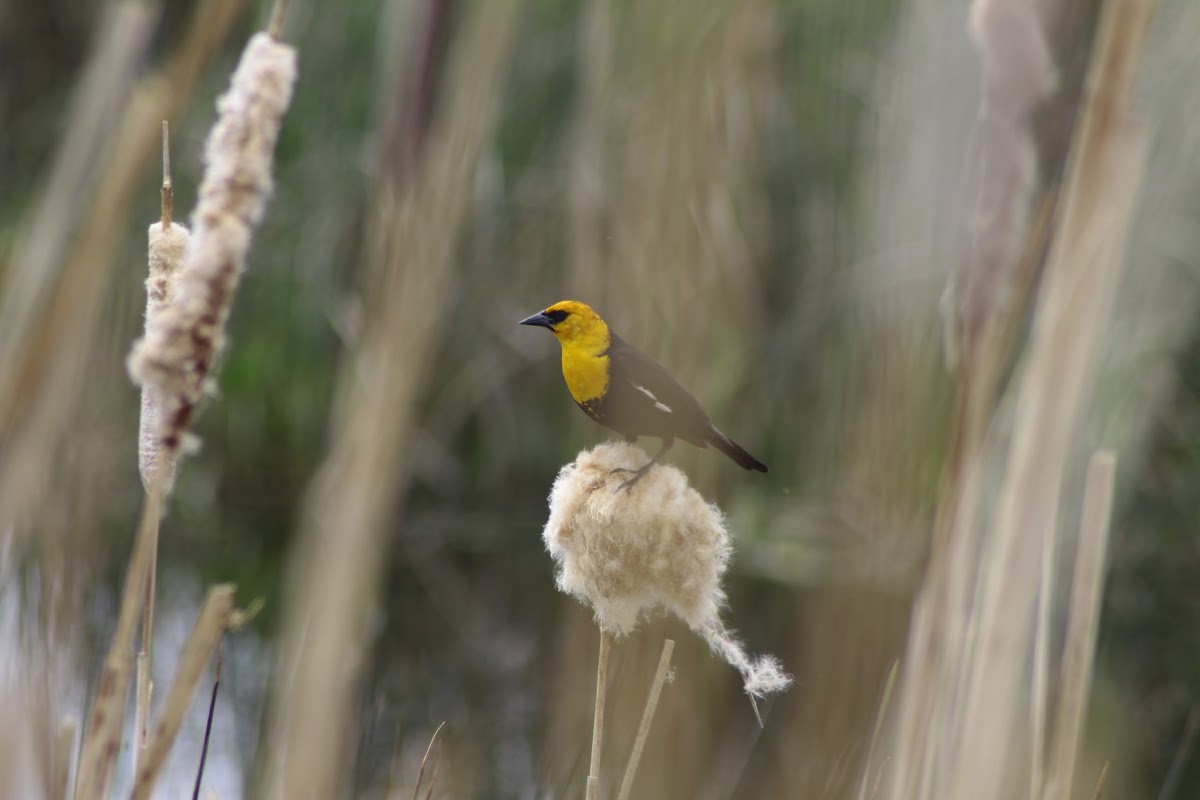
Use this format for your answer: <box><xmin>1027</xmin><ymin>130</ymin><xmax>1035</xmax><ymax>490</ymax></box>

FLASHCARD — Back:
<box><xmin>560</xmin><ymin>343</ymin><xmax>609</xmax><ymax>406</ymax></box>
<box><xmin>545</xmin><ymin>301</ymin><xmax>611</xmax><ymax>405</ymax></box>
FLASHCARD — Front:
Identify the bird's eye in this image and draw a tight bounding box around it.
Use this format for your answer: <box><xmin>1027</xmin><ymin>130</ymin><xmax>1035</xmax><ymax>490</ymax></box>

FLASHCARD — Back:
<box><xmin>546</xmin><ymin>309</ymin><xmax>570</xmax><ymax>324</ymax></box>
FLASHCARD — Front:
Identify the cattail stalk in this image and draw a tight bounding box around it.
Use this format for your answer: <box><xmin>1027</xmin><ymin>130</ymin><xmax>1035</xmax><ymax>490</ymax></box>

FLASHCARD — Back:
<box><xmin>410</xmin><ymin>721</ymin><xmax>446</xmax><ymax>800</ymax></box>
<box><xmin>586</xmin><ymin>629</ymin><xmax>612</xmax><ymax>800</ymax></box>
<box><xmin>856</xmin><ymin>661</ymin><xmax>898</xmax><ymax>800</ymax></box>
<box><xmin>79</xmin><ymin>13</ymin><xmax>290</xmax><ymax>800</ymax></box>
<box><xmin>134</xmin><ymin>121</ymin><xmax>183</xmax><ymax>781</ymax></box>
<box><xmin>128</xmin><ymin>584</ymin><xmax>235</xmax><ymax>800</ymax></box>
<box><xmin>617</xmin><ymin>638</ymin><xmax>675</xmax><ymax>800</ymax></box>
<box><xmin>74</xmin><ymin>485</ymin><xmax>163</xmax><ymax>800</ymax></box>
<box><xmin>52</xmin><ymin>718</ymin><xmax>77</xmax><ymax>800</ymax></box>
<box><xmin>1041</xmin><ymin>452</ymin><xmax>1116</xmax><ymax>800</ymax></box>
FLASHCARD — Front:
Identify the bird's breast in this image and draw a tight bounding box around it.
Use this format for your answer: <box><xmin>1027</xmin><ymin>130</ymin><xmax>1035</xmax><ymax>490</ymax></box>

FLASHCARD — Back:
<box><xmin>561</xmin><ymin>350</ymin><xmax>609</xmax><ymax>406</ymax></box>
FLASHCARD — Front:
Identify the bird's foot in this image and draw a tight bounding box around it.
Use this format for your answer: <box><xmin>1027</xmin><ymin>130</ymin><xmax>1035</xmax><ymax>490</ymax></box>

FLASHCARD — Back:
<box><xmin>612</xmin><ymin>466</ymin><xmax>650</xmax><ymax>492</ymax></box>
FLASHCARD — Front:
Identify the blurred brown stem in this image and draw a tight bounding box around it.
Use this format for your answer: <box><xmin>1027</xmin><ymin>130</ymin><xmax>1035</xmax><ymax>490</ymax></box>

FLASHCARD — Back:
<box><xmin>587</xmin><ymin>628</ymin><xmax>612</xmax><ymax>800</ymax></box>
<box><xmin>267</xmin><ymin>0</ymin><xmax>289</xmax><ymax>38</ymax></box>
<box><xmin>258</xmin><ymin>2</ymin><xmax>518</xmax><ymax>796</ymax></box>
<box><xmin>617</xmin><ymin>638</ymin><xmax>674</xmax><ymax>800</ymax></box>
<box><xmin>133</xmin><ymin>517</ymin><xmax>158</xmax><ymax>776</ymax></box>
<box><xmin>130</xmin><ymin>584</ymin><xmax>236</xmax><ymax>800</ymax></box>
<box><xmin>161</xmin><ymin>120</ymin><xmax>173</xmax><ymax>227</ymax></box>
<box><xmin>1041</xmin><ymin>452</ymin><xmax>1116</xmax><ymax>800</ymax></box>
<box><xmin>412</xmin><ymin>721</ymin><xmax>447</xmax><ymax>800</ymax></box>
<box><xmin>74</xmin><ymin>476</ymin><xmax>165</xmax><ymax>800</ymax></box>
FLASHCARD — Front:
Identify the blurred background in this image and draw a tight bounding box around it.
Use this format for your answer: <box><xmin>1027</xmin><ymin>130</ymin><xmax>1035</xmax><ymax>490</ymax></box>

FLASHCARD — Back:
<box><xmin>1</xmin><ymin>0</ymin><xmax>1199</xmax><ymax>797</ymax></box>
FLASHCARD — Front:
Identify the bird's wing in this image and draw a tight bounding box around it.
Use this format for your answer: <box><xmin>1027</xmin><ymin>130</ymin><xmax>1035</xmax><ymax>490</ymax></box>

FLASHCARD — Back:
<box><xmin>605</xmin><ymin>333</ymin><xmax>713</xmax><ymax>444</ymax></box>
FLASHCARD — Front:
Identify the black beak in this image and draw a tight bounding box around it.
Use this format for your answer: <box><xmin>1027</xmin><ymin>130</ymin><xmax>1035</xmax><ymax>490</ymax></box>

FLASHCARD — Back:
<box><xmin>519</xmin><ymin>311</ymin><xmax>554</xmax><ymax>330</ymax></box>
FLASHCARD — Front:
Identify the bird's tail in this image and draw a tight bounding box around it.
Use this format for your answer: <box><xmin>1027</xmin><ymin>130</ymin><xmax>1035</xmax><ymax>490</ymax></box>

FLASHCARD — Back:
<box><xmin>707</xmin><ymin>425</ymin><xmax>768</xmax><ymax>472</ymax></box>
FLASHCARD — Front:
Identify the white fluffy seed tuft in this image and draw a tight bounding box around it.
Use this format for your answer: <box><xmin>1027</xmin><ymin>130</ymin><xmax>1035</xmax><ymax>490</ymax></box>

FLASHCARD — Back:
<box><xmin>128</xmin><ymin>32</ymin><xmax>297</xmax><ymax>461</ymax></box>
<box><xmin>136</xmin><ymin>221</ymin><xmax>190</xmax><ymax>493</ymax></box>
<box><xmin>543</xmin><ymin>442</ymin><xmax>791</xmax><ymax>700</ymax></box>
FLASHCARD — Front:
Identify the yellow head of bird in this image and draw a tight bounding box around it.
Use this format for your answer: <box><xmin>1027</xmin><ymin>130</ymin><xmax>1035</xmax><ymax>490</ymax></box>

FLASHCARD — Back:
<box><xmin>519</xmin><ymin>300</ymin><xmax>610</xmax><ymax>353</ymax></box>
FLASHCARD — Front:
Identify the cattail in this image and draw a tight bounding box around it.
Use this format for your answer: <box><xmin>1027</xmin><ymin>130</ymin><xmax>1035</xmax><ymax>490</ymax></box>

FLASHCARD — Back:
<box><xmin>137</xmin><ymin>220</ymin><xmax>188</xmax><ymax>492</ymax></box>
<box><xmin>941</xmin><ymin>0</ymin><xmax>1057</xmax><ymax>366</ymax></box>
<box><xmin>543</xmin><ymin>442</ymin><xmax>791</xmax><ymax>703</ymax></box>
<box><xmin>128</xmin><ymin>32</ymin><xmax>297</xmax><ymax>466</ymax></box>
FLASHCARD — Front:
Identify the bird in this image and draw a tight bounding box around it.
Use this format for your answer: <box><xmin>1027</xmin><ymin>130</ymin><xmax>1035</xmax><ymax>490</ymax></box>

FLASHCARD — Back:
<box><xmin>519</xmin><ymin>300</ymin><xmax>767</xmax><ymax>488</ymax></box>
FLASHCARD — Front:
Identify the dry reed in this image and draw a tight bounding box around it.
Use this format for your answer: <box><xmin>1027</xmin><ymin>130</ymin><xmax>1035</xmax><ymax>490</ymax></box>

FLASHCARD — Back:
<box><xmin>884</xmin><ymin>0</ymin><xmax>1156</xmax><ymax>796</ymax></box>
<box><xmin>73</xmin><ymin>489</ymin><xmax>163</xmax><ymax>800</ymax></box>
<box><xmin>134</xmin><ymin>121</ymin><xmax>185</xmax><ymax>783</ymax></box>
<box><xmin>128</xmin><ymin>584</ymin><xmax>236</xmax><ymax>800</ymax></box>
<box><xmin>1041</xmin><ymin>452</ymin><xmax>1116</xmax><ymax>800</ymax></box>
<box><xmin>53</xmin><ymin>719</ymin><xmax>77</xmax><ymax>800</ymax></box>
<box><xmin>258</xmin><ymin>2</ymin><xmax>519</xmax><ymax>796</ymax></box>
<box><xmin>410</xmin><ymin>721</ymin><xmax>446</xmax><ymax>800</ymax></box>
<box><xmin>616</xmin><ymin>638</ymin><xmax>676</xmax><ymax>800</ymax></box>
<box><xmin>586</xmin><ymin>629</ymin><xmax>612</xmax><ymax>800</ymax></box>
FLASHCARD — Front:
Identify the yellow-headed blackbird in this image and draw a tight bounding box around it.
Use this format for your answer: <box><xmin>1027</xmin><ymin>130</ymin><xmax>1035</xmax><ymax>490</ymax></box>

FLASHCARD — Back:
<box><xmin>520</xmin><ymin>300</ymin><xmax>767</xmax><ymax>486</ymax></box>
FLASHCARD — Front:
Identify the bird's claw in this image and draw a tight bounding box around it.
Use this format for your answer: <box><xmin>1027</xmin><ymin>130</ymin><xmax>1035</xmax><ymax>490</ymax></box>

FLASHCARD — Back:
<box><xmin>614</xmin><ymin>469</ymin><xmax>648</xmax><ymax>492</ymax></box>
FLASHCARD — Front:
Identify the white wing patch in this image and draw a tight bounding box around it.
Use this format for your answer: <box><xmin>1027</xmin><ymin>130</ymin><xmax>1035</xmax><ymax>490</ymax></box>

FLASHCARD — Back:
<box><xmin>635</xmin><ymin>384</ymin><xmax>672</xmax><ymax>414</ymax></box>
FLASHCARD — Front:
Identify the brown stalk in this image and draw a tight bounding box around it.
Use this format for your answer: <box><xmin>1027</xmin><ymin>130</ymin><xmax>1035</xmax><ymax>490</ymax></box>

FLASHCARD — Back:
<box><xmin>52</xmin><ymin>718</ymin><xmax>77</xmax><ymax>800</ymax></box>
<box><xmin>886</xmin><ymin>0</ymin><xmax>1155</xmax><ymax>796</ymax></box>
<box><xmin>133</xmin><ymin>118</ymin><xmax>176</xmax><ymax>782</ymax></box>
<box><xmin>1041</xmin><ymin>452</ymin><xmax>1116</xmax><ymax>800</ymax></box>
<box><xmin>128</xmin><ymin>584</ymin><xmax>236</xmax><ymax>800</ymax></box>
<box><xmin>268</xmin><ymin>0</ymin><xmax>290</xmax><ymax>39</ymax></box>
<box><xmin>411</xmin><ymin>721</ymin><xmax>447</xmax><ymax>800</ymax></box>
<box><xmin>1094</xmin><ymin>761</ymin><xmax>1110</xmax><ymax>799</ymax></box>
<box><xmin>945</xmin><ymin>0</ymin><xmax>1154</xmax><ymax>794</ymax></box>
<box><xmin>73</xmin><ymin>478</ymin><xmax>164</xmax><ymax>800</ymax></box>
<box><xmin>161</xmin><ymin>120</ymin><xmax>173</xmax><ymax>227</ymax></box>
<box><xmin>586</xmin><ymin>629</ymin><xmax>612</xmax><ymax>800</ymax></box>
<box><xmin>258</xmin><ymin>2</ymin><xmax>519</xmax><ymax>796</ymax></box>
<box><xmin>616</xmin><ymin>638</ymin><xmax>675</xmax><ymax>800</ymax></box>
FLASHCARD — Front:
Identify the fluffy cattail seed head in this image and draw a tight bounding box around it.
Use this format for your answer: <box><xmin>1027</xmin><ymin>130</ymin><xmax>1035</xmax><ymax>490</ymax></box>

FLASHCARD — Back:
<box><xmin>137</xmin><ymin>220</ymin><xmax>190</xmax><ymax>492</ymax></box>
<box><xmin>543</xmin><ymin>443</ymin><xmax>791</xmax><ymax>701</ymax></box>
<box><xmin>128</xmin><ymin>32</ymin><xmax>297</xmax><ymax>464</ymax></box>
